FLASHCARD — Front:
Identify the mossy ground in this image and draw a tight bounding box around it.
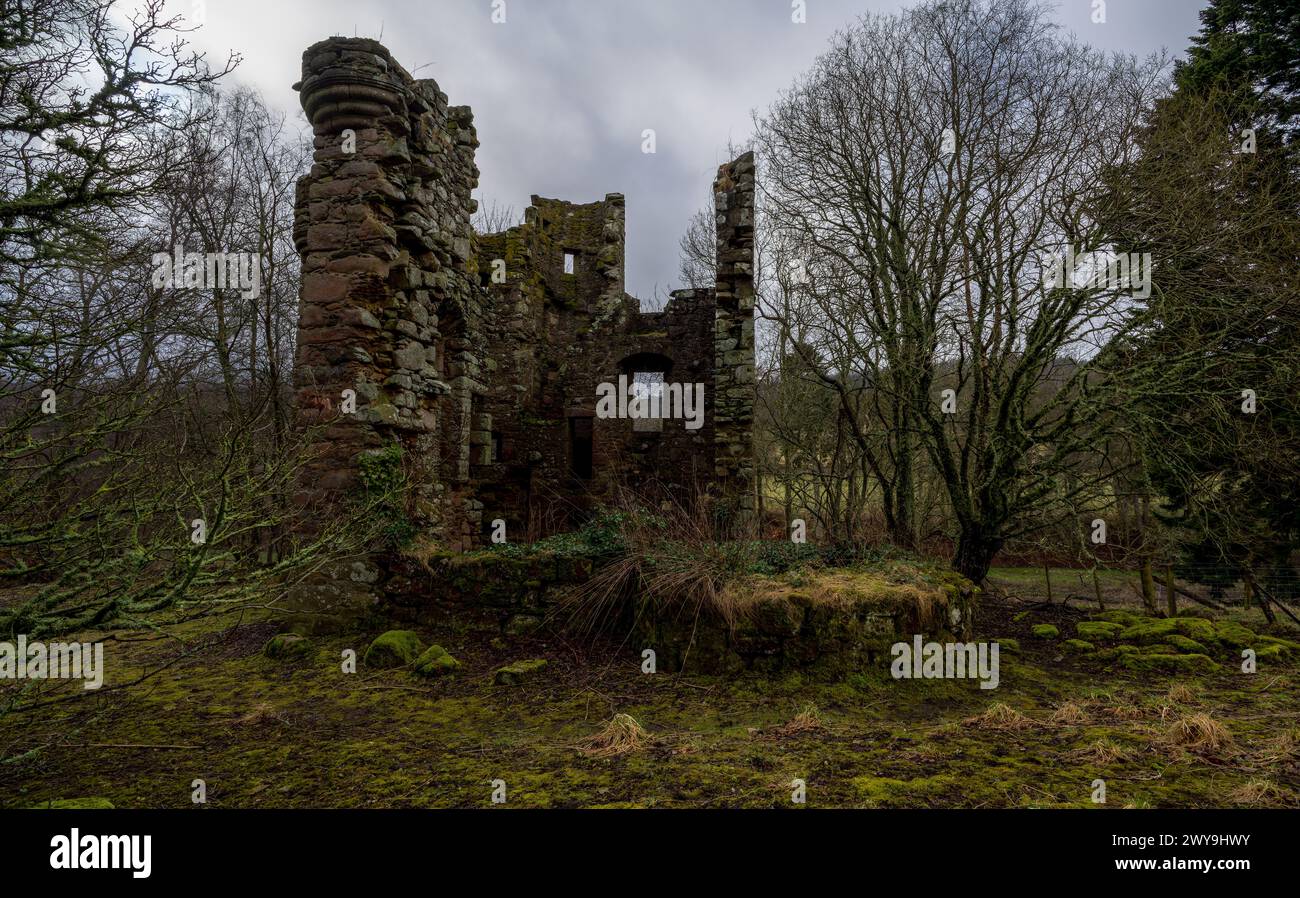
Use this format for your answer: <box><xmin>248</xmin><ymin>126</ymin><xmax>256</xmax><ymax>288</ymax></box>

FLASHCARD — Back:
<box><xmin>3</xmin><ymin>570</ymin><xmax>1298</xmax><ymax>809</ymax></box>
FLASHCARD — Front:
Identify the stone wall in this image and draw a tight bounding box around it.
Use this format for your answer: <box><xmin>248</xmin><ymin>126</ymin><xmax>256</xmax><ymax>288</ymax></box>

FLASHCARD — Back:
<box><xmin>382</xmin><ymin>550</ymin><xmax>977</xmax><ymax>679</ymax></box>
<box><xmin>711</xmin><ymin>153</ymin><xmax>758</xmax><ymax>523</ymax></box>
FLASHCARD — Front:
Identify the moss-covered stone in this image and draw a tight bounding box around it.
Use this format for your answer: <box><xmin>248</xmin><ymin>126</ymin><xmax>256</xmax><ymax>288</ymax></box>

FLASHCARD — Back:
<box><xmin>364</xmin><ymin>630</ymin><xmax>424</xmax><ymax>668</ymax></box>
<box><xmin>1213</xmin><ymin>620</ymin><xmax>1258</xmax><ymax>649</ymax></box>
<box><xmin>412</xmin><ymin>644</ymin><xmax>461</xmax><ymax>678</ymax></box>
<box><xmin>1076</xmin><ymin>620</ymin><xmax>1123</xmax><ymax>641</ymax></box>
<box><xmin>627</xmin><ymin>563</ymin><xmax>974</xmax><ymax>678</ymax></box>
<box><xmin>1062</xmin><ymin>638</ymin><xmax>1094</xmax><ymax>653</ymax></box>
<box><xmin>263</xmin><ymin>633</ymin><xmax>316</xmax><ymax>661</ymax></box>
<box><xmin>1119</xmin><ymin>617</ymin><xmax>1217</xmax><ymax>646</ymax></box>
<box><xmin>995</xmin><ymin>637</ymin><xmax>1021</xmax><ymax>655</ymax></box>
<box><xmin>494</xmin><ymin>658</ymin><xmax>548</xmax><ymax>685</ymax></box>
<box><xmin>1119</xmin><ymin>652</ymin><xmax>1220</xmax><ymax>674</ymax></box>
<box><xmin>1256</xmin><ymin>643</ymin><xmax>1288</xmax><ymax>662</ymax></box>
<box><xmin>1094</xmin><ymin>609</ymin><xmax>1141</xmax><ymax>627</ymax></box>
<box><xmin>1031</xmin><ymin>624</ymin><xmax>1059</xmax><ymax>639</ymax></box>
<box><xmin>28</xmin><ymin>798</ymin><xmax>116</xmax><ymax>809</ymax></box>
<box><xmin>1090</xmin><ymin>643</ymin><xmax>1143</xmax><ymax>663</ymax></box>
<box><xmin>504</xmin><ymin>614</ymin><xmax>543</xmax><ymax>636</ymax></box>
<box><xmin>1163</xmin><ymin>634</ymin><xmax>1208</xmax><ymax>655</ymax></box>
<box><xmin>1258</xmin><ymin>636</ymin><xmax>1300</xmax><ymax>658</ymax></box>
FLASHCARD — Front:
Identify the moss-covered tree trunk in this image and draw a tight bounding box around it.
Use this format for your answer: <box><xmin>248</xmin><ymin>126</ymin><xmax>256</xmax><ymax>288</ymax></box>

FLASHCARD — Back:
<box><xmin>953</xmin><ymin>528</ymin><xmax>1002</xmax><ymax>585</ymax></box>
<box><xmin>1139</xmin><ymin>558</ymin><xmax>1159</xmax><ymax>615</ymax></box>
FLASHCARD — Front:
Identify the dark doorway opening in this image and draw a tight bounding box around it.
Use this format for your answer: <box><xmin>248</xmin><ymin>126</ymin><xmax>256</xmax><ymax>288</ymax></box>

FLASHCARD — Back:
<box><xmin>569</xmin><ymin>417</ymin><xmax>593</xmax><ymax>480</ymax></box>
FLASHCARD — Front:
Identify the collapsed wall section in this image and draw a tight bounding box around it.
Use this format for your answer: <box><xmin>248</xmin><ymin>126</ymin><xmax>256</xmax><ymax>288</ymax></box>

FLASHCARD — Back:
<box><xmin>472</xmin><ymin>195</ymin><xmax>721</xmax><ymax>535</ymax></box>
<box><xmin>472</xmin><ymin>194</ymin><xmax>628</xmax><ymax>536</ymax></box>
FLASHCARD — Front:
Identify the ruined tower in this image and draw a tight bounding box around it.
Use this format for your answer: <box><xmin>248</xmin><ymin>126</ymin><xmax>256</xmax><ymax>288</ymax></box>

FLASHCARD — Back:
<box><xmin>291</xmin><ymin>37</ymin><xmax>756</xmax><ymax>554</ymax></box>
<box><xmin>291</xmin><ymin>37</ymin><xmax>483</xmax><ymax>543</ymax></box>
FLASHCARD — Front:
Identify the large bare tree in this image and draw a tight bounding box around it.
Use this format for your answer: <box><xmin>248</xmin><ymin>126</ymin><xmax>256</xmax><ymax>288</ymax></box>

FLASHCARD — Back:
<box><xmin>753</xmin><ymin>0</ymin><xmax>1170</xmax><ymax>581</ymax></box>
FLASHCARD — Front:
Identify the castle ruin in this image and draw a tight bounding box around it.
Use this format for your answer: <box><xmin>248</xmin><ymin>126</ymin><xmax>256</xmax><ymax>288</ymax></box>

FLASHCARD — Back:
<box><xmin>291</xmin><ymin>37</ymin><xmax>756</xmax><ymax>551</ymax></box>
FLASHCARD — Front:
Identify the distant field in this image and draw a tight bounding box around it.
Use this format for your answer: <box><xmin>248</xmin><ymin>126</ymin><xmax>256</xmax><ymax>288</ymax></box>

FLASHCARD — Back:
<box><xmin>989</xmin><ymin>567</ymin><xmax>1135</xmax><ymax>600</ymax></box>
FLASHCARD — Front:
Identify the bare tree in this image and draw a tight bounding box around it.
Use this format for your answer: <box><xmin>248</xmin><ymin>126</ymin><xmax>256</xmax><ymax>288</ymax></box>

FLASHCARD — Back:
<box><xmin>677</xmin><ymin>206</ymin><xmax>714</xmax><ymax>290</ymax></box>
<box><xmin>0</xmin><ymin>2</ymin><xmax>375</xmax><ymax>656</ymax></box>
<box><xmin>754</xmin><ymin>0</ymin><xmax>1169</xmax><ymax>581</ymax></box>
<box><xmin>471</xmin><ymin>198</ymin><xmax>521</xmax><ymax>235</ymax></box>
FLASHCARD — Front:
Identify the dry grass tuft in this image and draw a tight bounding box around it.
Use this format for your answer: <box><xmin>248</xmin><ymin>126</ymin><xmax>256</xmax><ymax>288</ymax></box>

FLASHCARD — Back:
<box><xmin>578</xmin><ymin>713</ymin><xmax>652</xmax><ymax>758</ymax></box>
<box><xmin>237</xmin><ymin>702</ymin><xmax>289</xmax><ymax>727</ymax></box>
<box><xmin>1050</xmin><ymin>701</ymin><xmax>1091</xmax><ymax>725</ymax></box>
<box><xmin>1103</xmin><ymin>702</ymin><xmax>1145</xmax><ymax>721</ymax></box>
<box><xmin>1257</xmin><ymin>728</ymin><xmax>1300</xmax><ymax>764</ymax></box>
<box><xmin>772</xmin><ymin>704</ymin><xmax>825</xmax><ymax>736</ymax></box>
<box><xmin>1166</xmin><ymin>683</ymin><xmax>1197</xmax><ymax>704</ymax></box>
<box><xmin>1229</xmin><ymin>780</ymin><xmax>1288</xmax><ymax>807</ymax></box>
<box><xmin>1076</xmin><ymin>739</ymin><xmax>1128</xmax><ymax>765</ymax></box>
<box><xmin>553</xmin><ymin>490</ymin><xmax>759</xmax><ymax>637</ymax></box>
<box><xmin>1165</xmin><ymin>713</ymin><xmax>1234</xmax><ymax>753</ymax></box>
<box><xmin>965</xmin><ymin>702</ymin><xmax>1035</xmax><ymax>731</ymax></box>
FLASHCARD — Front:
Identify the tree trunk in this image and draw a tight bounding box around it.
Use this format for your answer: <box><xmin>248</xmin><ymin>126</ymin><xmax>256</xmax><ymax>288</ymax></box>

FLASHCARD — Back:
<box><xmin>1164</xmin><ymin>564</ymin><xmax>1177</xmax><ymax>616</ymax></box>
<box><xmin>1245</xmin><ymin>569</ymin><xmax>1277</xmax><ymax>625</ymax></box>
<box><xmin>893</xmin><ymin>422</ymin><xmax>915</xmax><ymax>549</ymax></box>
<box><xmin>1139</xmin><ymin>558</ymin><xmax>1159</xmax><ymax>615</ymax></box>
<box><xmin>953</xmin><ymin>529</ymin><xmax>1002</xmax><ymax>585</ymax></box>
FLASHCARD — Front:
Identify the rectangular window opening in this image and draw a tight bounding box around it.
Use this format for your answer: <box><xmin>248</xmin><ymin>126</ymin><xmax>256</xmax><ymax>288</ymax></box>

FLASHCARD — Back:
<box><xmin>563</xmin><ymin>252</ymin><xmax>576</xmax><ymax>275</ymax></box>
<box><xmin>633</xmin><ymin>371</ymin><xmax>665</xmax><ymax>433</ymax></box>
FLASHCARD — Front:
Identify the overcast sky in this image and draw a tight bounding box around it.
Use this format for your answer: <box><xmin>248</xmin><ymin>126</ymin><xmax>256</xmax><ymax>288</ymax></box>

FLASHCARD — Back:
<box><xmin>166</xmin><ymin>0</ymin><xmax>1209</xmax><ymax>301</ymax></box>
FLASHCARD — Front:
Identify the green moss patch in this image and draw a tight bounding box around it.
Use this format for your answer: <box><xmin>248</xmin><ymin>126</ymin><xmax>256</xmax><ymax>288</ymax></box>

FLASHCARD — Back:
<box><xmin>494</xmin><ymin>659</ymin><xmax>548</xmax><ymax>685</ymax></box>
<box><xmin>364</xmin><ymin>630</ymin><xmax>424</xmax><ymax>668</ymax></box>
<box><xmin>1094</xmin><ymin>610</ymin><xmax>1142</xmax><ymax>627</ymax></box>
<box><xmin>412</xmin><ymin>645</ymin><xmax>461</xmax><ymax>678</ymax></box>
<box><xmin>27</xmin><ymin>798</ymin><xmax>116</xmax><ymax>809</ymax></box>
<box><xmin>1077</xmin><ymin>621</ymin><xmax>1123</xmax><ymax>641</ymax></box>
<box><xmin>263</xmin><ymin>633</ymin><xmax>316</xmax><ymax>662</ymax></box>
<box><xmin>1163</xmin><ymin>634</ymin><xmax>1208</xmax><ymax>655</ymax></box>
<box><xmin>1214</xmin><ymin>621</ymin><xmax>1259</xmax><ymax>650</ymax></box>
<box><xmin>1119</xmin><ymin>617</ymin><xmax>1218</xmax><ymax>646</ymax></box>
<box><xmin>1119</xmin><ymin>653</ymin><xmax>1220</xmax><ymax>675</ymax></box>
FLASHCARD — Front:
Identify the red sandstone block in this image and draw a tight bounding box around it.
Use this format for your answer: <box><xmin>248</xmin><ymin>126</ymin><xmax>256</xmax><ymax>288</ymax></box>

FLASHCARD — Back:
<box><xmin>299</xmin><ymin>325</ymin><xmax>366</xmax><ymax>345</ymax></box>
<box><xmin>302</xmin><ymin>272</ymin><xmax>351</xmax><ymax>304</ymax></box>
<box><xmin>325</xmin><ymin>255</ymin><xmax>392</xmax><ymax>277</ymax></box>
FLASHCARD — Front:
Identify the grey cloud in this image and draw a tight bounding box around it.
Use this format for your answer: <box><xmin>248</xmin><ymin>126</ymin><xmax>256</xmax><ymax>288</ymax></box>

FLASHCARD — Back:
<box><xmin>183</xmin><ymin>0</ymin><xmax>1207</xmax><ymax>301</ymax></box>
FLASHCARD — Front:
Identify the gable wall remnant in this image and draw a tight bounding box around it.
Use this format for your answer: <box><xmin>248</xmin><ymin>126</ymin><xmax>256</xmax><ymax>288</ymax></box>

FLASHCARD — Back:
<box><xmin>292</xmin><ymin>37</ymin><xmax>755</xmax><ymax>552</ymax></box>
